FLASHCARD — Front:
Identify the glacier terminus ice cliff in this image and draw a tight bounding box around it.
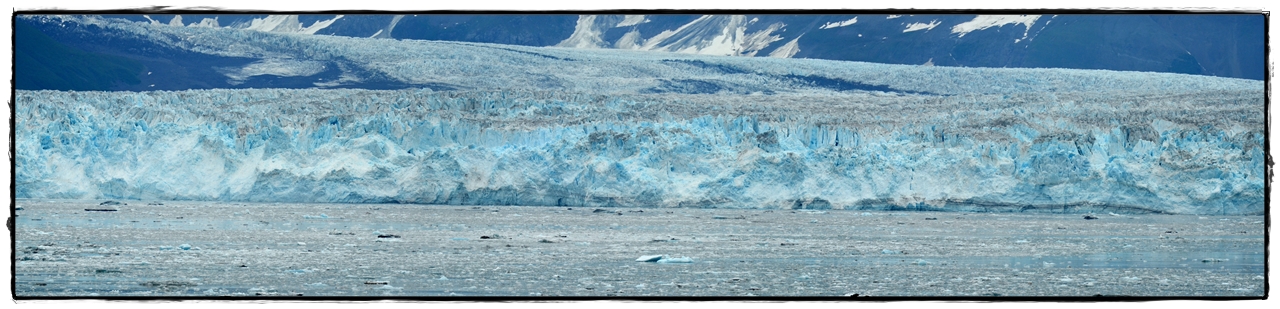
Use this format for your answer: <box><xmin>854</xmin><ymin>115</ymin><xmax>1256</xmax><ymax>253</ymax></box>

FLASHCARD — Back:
<box><xmin>14</xmin><ymin>15</ymin><xmax>1266</xmax><ymax>215</ymax></box>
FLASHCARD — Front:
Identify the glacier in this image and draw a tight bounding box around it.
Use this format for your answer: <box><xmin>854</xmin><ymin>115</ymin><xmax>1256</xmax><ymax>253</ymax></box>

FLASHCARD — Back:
<box><xmin>12</xmin><ymin>15</ymin><xmax>1267</xmax><ymax>214</ymax></box>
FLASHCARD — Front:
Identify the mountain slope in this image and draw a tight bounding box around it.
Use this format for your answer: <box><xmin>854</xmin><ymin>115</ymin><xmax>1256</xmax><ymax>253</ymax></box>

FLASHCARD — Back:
<box><xmin>14</xmin><ymin>20</ymin><xmax>144</xmax><ymax>91</ymax></box>
<box><xmin>66</xmin><ymin>13</ymin><xmax>1264</xmax><ymax>82</ymax></box>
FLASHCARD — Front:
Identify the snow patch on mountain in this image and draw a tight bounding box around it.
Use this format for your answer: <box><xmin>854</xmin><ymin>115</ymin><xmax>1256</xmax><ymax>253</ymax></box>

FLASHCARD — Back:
<box><xmin>168</xmin><ymin>15</ymin><xmax>184</xmax><ymax>27</ymax></box>
<box><xmin>951</xmin><ymin>15</ymin><xmax>1041</xmax><ymax>38</ymax></box>
<box><xmin>642</xmin><ymin>15</ymin><xmax>785</xmax><ymax>57</ymax></box>
<box><xmin>768</xmin><ymin>35</ymin><xmax>801</xmax><ymax>58</ymax></box>
<box><xmin>820</xmin><ymin>17</ymin><xmax>858</xmax><ymax>29</ymax></box>
<box><xmin>903</xmin><ymin>20</ymin><xmax>941</xmax><ymax>33</ymax></box>
<box><xmin>219</xmin><ymin>58</ymin><xmax>327</xmax><ymax>85</ymax></box>
<box><xmin>617</xmin><ymin>15</ymin><xmax>649</xmax><ymax>27</ymax></box>
<box><xmin>372</xmin><ymin>15</ymin><xmax>404</xmax><ymax>39</ymax></box>
<box><xmin>614</xmin><ymin>28</ymin><xmax>644</xmax><ymax>49</ymax></box>
<box><xmin>243</xmin><ymin>15</ymin><xmax>344</xmax><ymax>35</ymax></box>
<box><xmin>191</xmin><ymin>17</ymin><xmax>220</xmax><ymax>28</ymax></box>
<box><xmin>557</xmin><ymin>15</ymin><xmax>607</xmax><ymax>48</ymax></box>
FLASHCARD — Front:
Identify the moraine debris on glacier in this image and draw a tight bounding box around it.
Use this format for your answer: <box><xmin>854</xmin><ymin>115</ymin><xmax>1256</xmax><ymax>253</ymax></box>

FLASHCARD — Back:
<box><xmin>13</xmin><ymin>15</ymin><xmax>1266</xmax><ymax>215</ymax></box>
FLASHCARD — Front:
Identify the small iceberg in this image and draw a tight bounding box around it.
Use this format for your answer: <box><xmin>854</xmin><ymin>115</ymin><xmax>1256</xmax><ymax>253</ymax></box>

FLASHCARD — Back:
<box><xmin>636</xmin><ymin>255</ymin><xmax>694</xmax><ymax>263</ymax></box>
<box><xmin>656</xmin><ymin>256</ymin><xmax>694</xmax><ymax>264</ymax></box>
<box><xmin>303</xmin><ymin>213</ymin><xmax>330</xmax><ymax>219</ymax></box>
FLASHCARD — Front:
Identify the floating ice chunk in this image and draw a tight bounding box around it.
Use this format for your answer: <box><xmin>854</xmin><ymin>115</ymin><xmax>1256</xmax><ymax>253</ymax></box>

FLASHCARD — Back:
<box><xmin>914</xmin><ymin>259</ymin><xmax>929</xmax><ymax>266</ymax></box>
<box><xmin>636</xmin><ymin>255</ymin><xmax>667</xmax><ymax>262</ymax></box>
<box><xmin>861</xmin><ymin>213</ymin><xmax>874</xmax><ymax>217</ymax></box>
<box><xmin>881</xmin><ymin>249</ymin><xmax>900</xmax><ymax>254</ymax></box>
<box><xmin>158</xmin><ymin>246</ymin><xmax>174</xmax><ymax>250</ymax></box>
<box><xmin>179</xmin><ymin>244</ymin><xmax>191</xmax><ymax>250</ymax></box>
<box><xmin>656</xmin><ymin>256</ymin><xmax>694</xmax><ymax>263</ymax></box>
<box><xmin>304</xmin><ymin>213</ymin><xmax>329</xmax><ymax>219</ymax></box>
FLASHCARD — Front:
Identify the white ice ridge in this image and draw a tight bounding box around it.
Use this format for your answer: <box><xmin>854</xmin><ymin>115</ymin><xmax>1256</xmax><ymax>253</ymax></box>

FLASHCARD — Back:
<box><xmin>951</xmin><ymin>15</ymin><xmax>1041</xmax><ymax>38</ymax></box>
<box><xmin>820</xmin><ymin>17</ymin><xmax>858</xmax><ymax>29</ymax></box>
<box><xmin>903</xmin><ymin>20</ymin><xmax>941</xmax><ymax>33</ymax></box>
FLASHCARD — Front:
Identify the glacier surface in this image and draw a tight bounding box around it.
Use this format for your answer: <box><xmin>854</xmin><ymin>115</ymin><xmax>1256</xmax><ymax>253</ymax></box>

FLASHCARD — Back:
<box><xmin>12</xmin><ymin>15</ymin><xmax>1267</xmax><ymax>214</ymax></box>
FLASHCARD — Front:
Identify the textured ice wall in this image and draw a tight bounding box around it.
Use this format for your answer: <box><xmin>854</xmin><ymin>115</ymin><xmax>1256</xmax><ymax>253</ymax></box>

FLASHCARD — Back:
<box><xmin>15</xmin><ymin>86</ymin><xmax>1265</xmax><ymax>214</ymax></box>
